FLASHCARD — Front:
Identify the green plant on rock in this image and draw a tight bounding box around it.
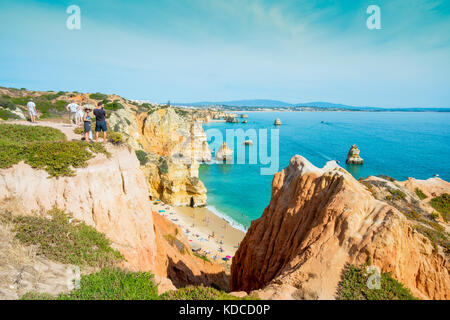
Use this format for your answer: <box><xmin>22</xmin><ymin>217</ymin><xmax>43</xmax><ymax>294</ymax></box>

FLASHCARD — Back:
<box><xmin>336</xmin><ymin>264</ymin><xmax>417</xmax><ymax>300</ymax></box>
<box><xmin>135</xmin><ymin>150</ymin><xmax>148</xmax><ymax>166</ymax></box>
<box><xmin>23</xmin><ymin>268</ymin><xmax>158</xmax><ymax>300</ymax></box>
<box><xmin>0</xmin><ymin>124</ymin><xmax>109</xmax><ymax>177</ymax></box>
<box><xmin>0</xmin><ymin>208</ymin><xmax>123</xmax><ymax>268</ymax></box>
<box><xmin>430</xmin><ymin>194</ymin><xmax>449</xmax><ymax>223</ymax></box>
<box><xmin>107</xmin><ymin>131</ymin><xmax>123</xmax><ymax>145</ymax></box>
<box><xmin>415</xmin><ymin>188</ymin><xmax>427</xmax><ymax>200</ymax></box>
<box><xmin>160</xmin><ymin>285</ymin><xmax>255</xmax><ymax>300</ymax></box>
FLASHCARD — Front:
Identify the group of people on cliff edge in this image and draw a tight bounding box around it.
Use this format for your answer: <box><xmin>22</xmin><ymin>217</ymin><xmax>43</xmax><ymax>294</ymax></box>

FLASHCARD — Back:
<box><xmin>26</xmin><ymin>98</ymin><xmax>108</xmax><ymax>142</ymax></box>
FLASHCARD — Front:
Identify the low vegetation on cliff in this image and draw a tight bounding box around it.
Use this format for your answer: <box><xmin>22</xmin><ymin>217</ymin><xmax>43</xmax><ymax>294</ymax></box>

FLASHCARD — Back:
<box><xmin>0</xmin><ymin>208</ymin><xmax>123</xmax><ymax>268</ymax></box>
<box><xmin>430</xmin><ymin>193</ymin><xmax>449</xmax><ymax>222</ymax></box>
<box><xmin>336</xmin><ymin>264</ymin><xmax>417</xmax><ymax>300</ymax></box>
<box><xmin>159</xmin><ymin>285</ymin><xmax>255</xmax><ymax>300</ymax></box>
<box><xmin>0</xmin><ymin>124</ymin><xmax>109</xmax><ymax>177</ymax></box>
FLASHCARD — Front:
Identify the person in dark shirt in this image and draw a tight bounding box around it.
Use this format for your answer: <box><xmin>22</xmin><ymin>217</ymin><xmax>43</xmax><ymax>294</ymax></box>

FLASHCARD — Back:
<box><xmin>93</xmin><ymin>102</ymin><xmax>108</xmax><ymax>142</ymax></box>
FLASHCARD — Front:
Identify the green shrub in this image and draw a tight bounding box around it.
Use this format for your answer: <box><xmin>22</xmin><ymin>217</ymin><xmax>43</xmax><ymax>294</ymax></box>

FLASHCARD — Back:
<box><xmin>0</xmin><ymin>124</ymin><xmax>108</xmax><ymax>177</ymax></box>
<box><xmin>430</xmin><ymin>194</ymin><xmax>449</xmax><ymax>222</ymax></box>
<box><xmin>0</xmin><ymin>108</ymin><xmax>20</xmax><ymax>120</ymax></box>
<box><xmin>104</xmin><ymin>101</ymin><xmax>124</xmax><ymax>111</ymax></box>
<box><xmin>160</xmin><ymin>285</ymin><xmax>255</xmax><ymax>300</ymax></box>
<box><xmin>193</xmin><ymin>252</ymin><xmax>211</xmax><ymax>263</ymax></box>
<box><xmin>107</xmin><ymin>131</ymin><xmax>123</xmax><ymax>145</ymax></box>
<box><xmin>336</xmin><ymin>264</ymin><xmax>417</xmax><ymax>300</ymax></box>
<box><xmin>1</xmin><ymin>208</ymin><xmax>123</xmax><ymax>268</ymax></box>
<box><xmin>388</xmin><ymin>189</ymin><xmax>406</xmax><ymax>200</ymax></box>
<box><xmin>415</xmin><ymin>188</ymin><xmax>427</xmax><ymax>200</ymax></box>
<box><xmin>89</xmin><ymin>93</ymin><xmax>108</xmax><ymax>100</ymax></box>
<box><xmin>0</xmin><ymin>124</ymin><xmax>66</xmax><ymax>143</ymax></box>
<box><xmin>23</xmin><ymin>268</ymin><xmax>158</xmax><ymax>300</ymax></box>
<box><xmin>0</xmin><ymin>97</ymin><xmax>17</xmax><ymax>110</ymax></box>
<box><xmin>135</xmin><ymin>150</ymin><xmax>148</xmax><ymax>166</ymax></box>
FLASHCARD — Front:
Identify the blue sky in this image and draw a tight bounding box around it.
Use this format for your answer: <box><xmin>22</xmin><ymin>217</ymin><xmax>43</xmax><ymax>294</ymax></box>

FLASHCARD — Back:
<box><xmin>0</xmin><ymin>0</ymin><xmax>449</xmax><ymax>107</ymax></box>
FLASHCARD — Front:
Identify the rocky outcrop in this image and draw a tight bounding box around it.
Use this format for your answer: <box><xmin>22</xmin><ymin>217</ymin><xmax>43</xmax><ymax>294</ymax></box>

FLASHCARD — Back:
<box><xmin>110</xmin><ymin>107</ymin><xmax>211</xmax><ymax>206</ymax></box>
<box><xmin>216</xmin><ymin>143</ymin><xmax>233</xmax><ymax>161</ymax></box>
<box><xmin>0</xmin><ymin>146</ymin><xmax>157</xmax><ymax>272</ymax></box>
<box><xmin>401</xmin><ymin>177</ymin><xmax>450</xmax><ymax>199</ymax></box>
<box><xmin>274</xmin><ymin>118</ymin><xmax>282</xmax><ymax>126</ymax></box>
<box><xmin>231</xmin><ymin>155</ymin><xmax>449</xmax><ymax>300</ymax></box>
<box><xmin>346</xmin><ymin>144</ymin><xmax>364</xmax><ymax>164</ymax></box>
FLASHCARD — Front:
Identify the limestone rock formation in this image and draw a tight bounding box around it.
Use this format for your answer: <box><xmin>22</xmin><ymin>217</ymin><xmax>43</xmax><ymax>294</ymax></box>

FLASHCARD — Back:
<box><xmin>274</xmin><ymin>118</ymin><xmax>282</xmax><ymax>126</ymax></box>
<box><xmin>0</xmin><ymin>146</ymin><xmax>157</xmax><ymax>272</ymax></box>
<box><xmin>216</xmin><ymin>143</ymin><xmax>233</xmax><ymax>162</ymax></box>
<box><xmin>111</xmin><ymin>107</ymin><xmax>211</xmax><ymax>206</ymax></box>
<box><xmin>346</xmin><ymin>144</ymin><xmax>364</xmax><ymax>164</ymax></box>
<box><xmin>240</xmin><ymin>114</ymin><xmax>249</xmax><ymax>119</ymax></box>
<box><xmin>231</xmin><ymin>155</ymin><xmax>449</xmax><ymax>300</ymax></box>
<box><xmin>244</xmin><ymin>140</ymin><xmax>253</xmax><ymax>145</ymax></box>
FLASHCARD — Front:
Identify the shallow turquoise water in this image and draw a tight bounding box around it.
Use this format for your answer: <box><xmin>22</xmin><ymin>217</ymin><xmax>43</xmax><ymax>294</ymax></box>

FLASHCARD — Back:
<box><xmin>199</xmin><ymin>112</ymin><xmax>450</xmax><ymax>230</ymax></box>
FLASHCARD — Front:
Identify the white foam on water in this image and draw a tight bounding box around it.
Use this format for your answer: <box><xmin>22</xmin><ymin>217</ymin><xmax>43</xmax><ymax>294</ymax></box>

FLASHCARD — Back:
<box><xmin>206</xmin><ymin>205</ymin><xmax>249</xmax><ymax>234</ymax></box>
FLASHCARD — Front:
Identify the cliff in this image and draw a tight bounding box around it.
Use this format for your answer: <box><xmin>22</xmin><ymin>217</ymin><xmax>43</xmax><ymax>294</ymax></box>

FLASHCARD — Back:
<box><xmin>231</xmin><ymin>155</ymin><xmax>449</xmax><ymax>300</ymax></box>
<box><xmin>0</xmin><ymin>145</ymin><xmax>157</xmax><ymax>271</ymax></box>
<box><xmin>110</xmin><ymin>107</ymin><xmax>211</xmax><ymax>206</ymax></box>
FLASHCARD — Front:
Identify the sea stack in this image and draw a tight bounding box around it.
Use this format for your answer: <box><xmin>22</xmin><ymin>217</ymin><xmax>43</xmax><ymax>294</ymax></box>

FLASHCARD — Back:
<box><xmin>244</xmin><ymin>140</ymin><xmax>253</xmax><ymax>145</ymax></box>
<box><xmin>216</xmin><ymin>142</ymin><xmax>233</xmax><ymax>161</ymax></box>
<box><xmin>274</xmin><ymin>118</ymin><xmax>282</xmax><ymax>126</ymax></box>
<box><xmin>346</xmin><ymin>144</ymin><xmax>364</xmax><ymax>164</ymax></box>
<box><xmin>240</xmin><ymin>114</ymin><xmax>248</xmax><ymax>118</ymax></box>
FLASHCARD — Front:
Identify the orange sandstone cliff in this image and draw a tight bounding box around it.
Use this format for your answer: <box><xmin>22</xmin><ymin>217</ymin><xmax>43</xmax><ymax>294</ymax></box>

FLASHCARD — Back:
<box><xmin>231</xmin><ymin>155</ymin><xmax>449</xmax><ymax>300</ymax></box>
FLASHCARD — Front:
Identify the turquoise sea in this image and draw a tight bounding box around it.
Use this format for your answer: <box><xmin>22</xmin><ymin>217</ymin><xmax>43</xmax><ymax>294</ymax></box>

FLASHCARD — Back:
<box><xmin>199</xmin><ymin>112</ymin><xmax>450</xmax><ymax>231</ymax></box>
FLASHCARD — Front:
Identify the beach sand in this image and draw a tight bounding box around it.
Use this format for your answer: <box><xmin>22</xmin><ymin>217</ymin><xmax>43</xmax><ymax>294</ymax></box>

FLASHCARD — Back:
<box><xmin>152</xmin><ymin>202</ymin><xmax>245</xmax><ymax>267</ymax></box>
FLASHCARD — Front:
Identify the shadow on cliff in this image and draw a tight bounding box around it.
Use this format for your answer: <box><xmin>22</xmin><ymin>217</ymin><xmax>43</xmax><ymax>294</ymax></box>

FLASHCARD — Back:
<box><xmin>167</xmin><ymin>257</ymin><xmax>230</xmax><ymax>292</ymax></box>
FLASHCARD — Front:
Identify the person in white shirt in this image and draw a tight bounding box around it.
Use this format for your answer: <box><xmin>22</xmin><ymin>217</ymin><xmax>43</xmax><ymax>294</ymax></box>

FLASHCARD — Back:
<box><xmin>76</xmin><ymin>102</ymin><xmax>84</xmax><ymax>126</ymax></box>
<box><xmin>66</xmin><ymin>100</ymin><xmax>79</xmax><ymax>126</ymax></box>
<box><xmin>27</xmin><ymin>98</ymin><xmax>37</xmax><ymax>123</ymax></box>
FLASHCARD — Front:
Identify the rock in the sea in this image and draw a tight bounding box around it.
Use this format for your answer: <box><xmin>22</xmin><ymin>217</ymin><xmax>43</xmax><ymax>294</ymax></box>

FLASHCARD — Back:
<box><xmin>240</xmin><ymin>114</ymin><xmax>249</xmax><ymax>118</ymax></box>
<box><xmin>231</xmin><ymin>155</ymin><xmax>450</xmax><ymax>300</ymax></box>
<box><xmin>244</xmin><ymin>140</ymin><xmax>253</xmax><ymax>145</ymax></box>
<box><xmin>274</xmin><ymin>118</ymin><xmax>282</xmax><ymax>126</ymax></box>
<box><xmin>216</xmin><ymin>142</ymin><xmax>233</xmax><ymax>161</ymax></box>
<box><xmin>346</xmin><ymin>144</ymin><xmax>364</xmax><ymax>164</ymax></box>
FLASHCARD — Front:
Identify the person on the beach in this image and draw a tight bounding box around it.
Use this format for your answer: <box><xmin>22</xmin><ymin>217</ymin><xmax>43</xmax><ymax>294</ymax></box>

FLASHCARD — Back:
<box><xmin>83</xmin><ymin>107</ymin><xmax>92</xmax><ymax>142</ymax></box>
<box><xmin>27</xmin><ymin>98</ymin><xmax>37</xmax><ymax>123</ymax></box>
<box><xmin>66</xmin><ymin>100</ymin><xmax>79</xmax><ymax>126</ymax></box>
<box><xmin>93</xmin><ymin>102</ymin><xmax>107</xmax><ymax>142</ymax></box>
<box><xmin>76</xmin><ymin>102</ymin><xmax>84</xmax><ymax>126</ymax></box>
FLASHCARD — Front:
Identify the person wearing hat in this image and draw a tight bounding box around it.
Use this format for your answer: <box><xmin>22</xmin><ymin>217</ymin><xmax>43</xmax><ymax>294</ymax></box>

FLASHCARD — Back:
<box><xmin>27</xmin><ymin>98</ymin><xmax>37</xmax><ymax>123</ymax></box>
<box><xmin>83</xmin><ymin>107</ymin><xmax>93</xmax><ymax>142</ymax></box>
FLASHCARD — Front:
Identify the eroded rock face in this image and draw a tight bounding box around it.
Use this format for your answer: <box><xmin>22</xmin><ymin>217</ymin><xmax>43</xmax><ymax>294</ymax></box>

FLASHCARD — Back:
<box><xmin>231</xmin><ymin>155</ymin><xmax>449</xmax><ymax>300</ymax></box>
<box><xmin>0</xmin><ymin>146</ymin><xmax>157</xmax><ymax>272</ymax></box>
<box><xmin>153</xmin><ymin>212</ymin><xmax>229</xmax><ymax>290</ymax></box>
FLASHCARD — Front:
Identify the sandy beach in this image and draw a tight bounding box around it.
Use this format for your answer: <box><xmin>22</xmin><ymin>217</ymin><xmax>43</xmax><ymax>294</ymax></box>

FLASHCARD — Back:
<box><xmin>152</xmin><ymin>202</ymin><xmax>245</xmax><ymax>266</ymax></box>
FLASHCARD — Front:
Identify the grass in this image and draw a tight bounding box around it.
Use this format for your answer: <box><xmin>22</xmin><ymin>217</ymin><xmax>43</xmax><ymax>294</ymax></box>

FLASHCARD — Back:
<box><xmin>415</xmin><ymin>188</ymin><xmax>427</xmax><ymax>200</ymax></box>
<box><xmin>0</xmin><ymin>208</ymin><xmax>123</xmax><ymax>268</ymax></box>
<box><xmin>336</xmin><ymin>264</ymin><xmax>417</xmax><ymax>300</ymax></box>
<box><xmin>430</xmin><ymin>194</ymin><xmax>449</xmax><ymax>223</ymax></box>
<box><xmin>387</xmin><ymin>189</ymin><xmax>406</xmax><ymax>201</ymax></box>
<box><xmin>0</xmin><ymin>108</ymin><xmax>21</xmax><ymax>120</ymax></box>
<box><xmin>0</xmin><ymin>124</ymin><xmax>108</xmax><ymax>177</ymax></box>
<box><xmin>0</xmin><ymin>123</ymin><xmax>66</xmax><ymax>143</ymax></box>
<box><xmin>22</xmin><ymin>268</ymin><xmax>158</xmax><ymax>300</ymax></box>
<box><xmin>160</xmin><ymin>285</ymin><xmax>255</xmax><ymax>300</ymax></box>
<box><xmin>107</xmin><ymin>131</ymin><xmax>123</xmax><ymax>145</ymax></box>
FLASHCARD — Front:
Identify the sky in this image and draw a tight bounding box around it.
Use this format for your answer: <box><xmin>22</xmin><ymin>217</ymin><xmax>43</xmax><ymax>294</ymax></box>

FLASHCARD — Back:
<box><xmin>0</xmin><ymin>0</ymin><xmax>449</xmax><ymax>107</ymax></box>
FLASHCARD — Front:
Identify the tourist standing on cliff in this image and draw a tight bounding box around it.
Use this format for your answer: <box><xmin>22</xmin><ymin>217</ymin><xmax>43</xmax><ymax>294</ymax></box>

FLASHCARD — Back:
<box><xmin>27</xmin><ymin>98</ymin><xmax>37</xmax><ymax>123</ymax></box>
<box><xmin>83</xmin><ymin>107</ymin><xmax>92</xmax><ymax>142</ymax></box>
<box><xmin>76</xmin><ymin>102</ymin><xmax>84</xmax><ymax>126</ymax></box>
<box><xmin>93</xmin><ymin>102</ymin><xmax>107</xmax><ymax>142</ymax></box>
<box><xmin>66</xmin><ymin>100</ymin><xmax>79</xmax><ymax>126</ymax></box>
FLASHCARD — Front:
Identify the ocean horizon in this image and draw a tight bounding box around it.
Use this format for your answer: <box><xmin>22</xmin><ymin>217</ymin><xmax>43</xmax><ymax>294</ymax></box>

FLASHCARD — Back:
<box><xmin>200</xmin><ymin>111</ymin><xmax>450</xmax><ymax>230</ymax></box>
